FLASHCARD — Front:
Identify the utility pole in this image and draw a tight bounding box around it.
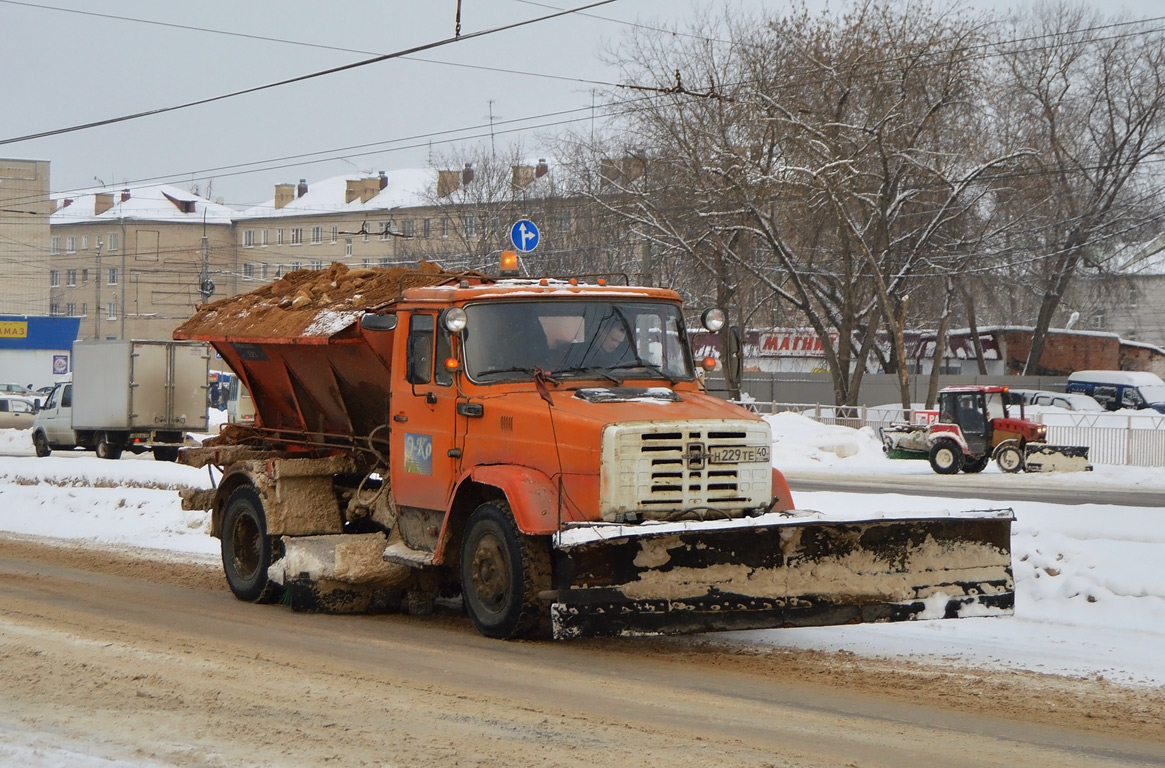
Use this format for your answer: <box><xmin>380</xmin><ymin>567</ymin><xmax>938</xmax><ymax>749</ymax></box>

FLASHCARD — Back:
<box><xmin>94</xmin><ymin>238</ymin><xmax>102</xmax><ymax>340</ymax></box>
<box><xmin>198</xmin><ymin>212</ymin><xmax>214</xmax><ymax>304</ymax></box>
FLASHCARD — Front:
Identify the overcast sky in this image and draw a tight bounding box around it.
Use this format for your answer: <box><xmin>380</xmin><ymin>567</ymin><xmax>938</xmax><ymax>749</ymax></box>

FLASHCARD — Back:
<box><xmin>2</xmin><ymin>0</ymin><xmax>1162</xmax><ymax>207</ymax></box>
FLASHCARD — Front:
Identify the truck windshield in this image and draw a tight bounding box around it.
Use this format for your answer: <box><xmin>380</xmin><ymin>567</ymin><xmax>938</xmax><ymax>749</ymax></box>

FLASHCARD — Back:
<box><xmin>462</xmin><ymin>300</ymin><xmax>696</xmax><ymax>383</ymax></box>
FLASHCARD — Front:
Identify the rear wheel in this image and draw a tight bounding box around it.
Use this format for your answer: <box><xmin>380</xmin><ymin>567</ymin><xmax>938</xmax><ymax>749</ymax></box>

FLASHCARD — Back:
<box><xmin>460</xmin><ymin>501</ymin><xmax>551</xmax><ymax>639</ymax></box>
<box><xmin>32</xmin><ymin>430</ymin><xmax>51</xmax><ymax>457</ymax></box>
<box><xmin>95</xmin><ymin>433</ymin><xmax>123</xmax><ymax>460</ymax></box>
<box><xmin>995</xmin><ymin>443</ymin><xmax>1024</xmax><ymax>473</ymax></box>
<box><xmin>963</xmin><ymin>455</ymin><xmax>990</xmax><ymax>473</ymax></box>
<box><xmin>222</xmin><ymin>486</ymin><xmax>281</xmax><ymax>603</ymax></box>
<box><xmin>928</xmin><ymin>439</ymin><xmax>963</xmax><ymax>475</ymax></box>
<box><xmin>152</xmin><ymin>446</ymin><xmax>180</xmax><ymax>462</ymax></box>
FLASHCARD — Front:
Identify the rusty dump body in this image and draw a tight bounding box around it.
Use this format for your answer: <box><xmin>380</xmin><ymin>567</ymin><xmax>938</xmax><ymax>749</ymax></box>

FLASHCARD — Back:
<box><xmin>175</xmin><ymin>262</ymin><xmax>1014</xmax><ymax>640</ymax></box>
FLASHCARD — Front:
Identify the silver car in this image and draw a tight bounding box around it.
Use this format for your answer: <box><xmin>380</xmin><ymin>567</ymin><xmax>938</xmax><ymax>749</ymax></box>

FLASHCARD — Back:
<box><xmin>0</xmin><ymin>395</ymin><xmax>37</xmax><ymax>429</ymax></box>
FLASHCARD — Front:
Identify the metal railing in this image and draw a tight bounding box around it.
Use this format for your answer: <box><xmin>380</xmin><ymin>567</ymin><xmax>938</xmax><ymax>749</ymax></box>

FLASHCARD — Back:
<box><xmin>740</xmin><ymin>401</ymin><xmax>1165</xmax><ymax>468</ymax></box>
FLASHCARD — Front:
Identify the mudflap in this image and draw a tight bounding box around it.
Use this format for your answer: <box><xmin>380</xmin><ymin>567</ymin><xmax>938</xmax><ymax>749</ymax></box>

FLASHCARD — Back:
<box><xmin>549</xmin><ymin>511</ymin><xmax>1015</xmax><ymax>640</ymax></box>
<box><xmin>1024</xmin><ymin>444</ymin><xmax>1091</xmax><ymax>472</ymax></box>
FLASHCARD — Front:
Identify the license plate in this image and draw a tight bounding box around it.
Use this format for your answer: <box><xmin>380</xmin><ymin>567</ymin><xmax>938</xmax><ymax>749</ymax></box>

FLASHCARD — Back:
<box><xmin>709</xmin><ymin>445</ymin><xmax>770</xmax><ymax>464</ymax></box>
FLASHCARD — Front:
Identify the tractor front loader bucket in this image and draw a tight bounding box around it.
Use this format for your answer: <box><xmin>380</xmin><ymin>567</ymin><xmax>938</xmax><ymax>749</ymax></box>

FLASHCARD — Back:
<box><xmin>1023</xmin><ymin>444</ymin><xmax>1091</xmax><ymax>473</ymax></box>
<box><xmin>549</xmin><ymin>510</ymin><xmax>1014</xmax><ymax>640</ymax></box>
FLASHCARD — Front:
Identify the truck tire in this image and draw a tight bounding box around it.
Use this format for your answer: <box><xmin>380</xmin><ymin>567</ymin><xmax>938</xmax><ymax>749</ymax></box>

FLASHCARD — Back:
<box><xmin>152</xmin><ymin>446</ymin><xmax>181</xmax><ymax>462</ymax></box>
<box><xmin>222</xmin><ymin>486</ymin><xmax>281</xmax><ymax>603</ymax></box>
<box><xmin>95</xmin><ymin>433</ymin><xmax>123</xmax><ymax>460</ymax></box>
<box><xmin>928</xmin><ymin>439</ymin><xmax>963</xmax><ymax>474</ymax></box>
<box><xmin>32</xmin><ymin>431</ymin><xmax>51</xmax><ymax>458</ymax></box>
<box><xmin>460</xmin><ymin>501</ymin><xmax>551</xmax><ymax>640</ymax></box>
<box><xmin>995</xmin><ymin>443</ymin><xmax>1024</xmax><ymax>473</ymax></box>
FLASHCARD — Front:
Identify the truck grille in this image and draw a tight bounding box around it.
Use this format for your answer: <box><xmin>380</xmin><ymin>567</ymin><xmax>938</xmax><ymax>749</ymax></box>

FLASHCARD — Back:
<box><xmin>600</xmin><ymin>420</ymin><xmax>772</xmax><ymax>521</ymax></box>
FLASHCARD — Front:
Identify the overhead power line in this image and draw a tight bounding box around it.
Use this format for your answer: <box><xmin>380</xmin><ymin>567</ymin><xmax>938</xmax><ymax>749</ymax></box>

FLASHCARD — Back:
<box><xmin>0</xmin><ymin>0</ymin><xmax>618</xmax><ymax>147</ymax></box>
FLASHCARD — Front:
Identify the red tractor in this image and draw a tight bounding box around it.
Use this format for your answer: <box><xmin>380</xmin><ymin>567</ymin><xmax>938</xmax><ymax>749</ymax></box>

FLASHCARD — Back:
<box><xmin>880</xmin><ymin>385</ymin><xmax>1090</xmax><ymax>474</ymax></box>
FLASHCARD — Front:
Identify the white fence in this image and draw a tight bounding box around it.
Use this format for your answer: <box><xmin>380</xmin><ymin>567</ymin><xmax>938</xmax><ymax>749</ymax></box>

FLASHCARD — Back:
<box><xmin>744</xmin><ymin>402</ymin><xmax>1165</xmax><ymax>468</ymax></box>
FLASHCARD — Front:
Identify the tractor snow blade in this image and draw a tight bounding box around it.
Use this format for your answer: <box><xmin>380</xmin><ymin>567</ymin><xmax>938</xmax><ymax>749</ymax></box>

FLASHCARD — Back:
<box><xmin>550</xmin><ymin>511</ymin><xmax>1014</xmax><ymax>640</ymax></box>
<box><xmin>1023</xmin><ymin>444</ymin><xmax>1091</xmax><ymax>472</ymax></box>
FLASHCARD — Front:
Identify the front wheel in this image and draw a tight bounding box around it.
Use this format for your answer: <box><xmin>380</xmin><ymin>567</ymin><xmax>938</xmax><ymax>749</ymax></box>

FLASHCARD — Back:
<box><xmin>32</xmin><ymin>431</ymin><xmax>51</xmax><ymax>457</ymax></box>
<box><xmin>928</xmin><ymin>439</ymin><xmax>963</xmax><ymax>475</ymax></box>
<box><xmin>222</xmin><ymin>486</ymin><xmax>281</xmax><ymax>603</ymax></box>
<box><xmin>460</xmin><ymin>501</ymin><xmax>551</xmax><ymax>639</ymax></box>
<box><xmin>95</xmin><ymin>433</ymin><xmax>123</xmax><ymax>460</ymax></box>
<box><xmin>995</xmin><ymin>443</ymin><xmax>1025</xmax><ymax>473</ymax></box>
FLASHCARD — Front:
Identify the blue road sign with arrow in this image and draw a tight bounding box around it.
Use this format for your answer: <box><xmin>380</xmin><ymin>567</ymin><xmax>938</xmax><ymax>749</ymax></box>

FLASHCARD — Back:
<box><xmin>510</xmin><ymin>219</ymin><xmax>540</xmax><ymax>252</ymax></box>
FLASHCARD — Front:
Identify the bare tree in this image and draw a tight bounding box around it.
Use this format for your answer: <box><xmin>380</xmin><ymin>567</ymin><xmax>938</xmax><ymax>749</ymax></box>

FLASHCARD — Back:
<box><xmin>995</xmin><ymin>3</ymin><xmax>1165</xmax><ymax>373</ymax></box>
<box><xmin>578</xmin><ymin>1</ymin><xmax>1020</xmax><ymax>405</ymax></box>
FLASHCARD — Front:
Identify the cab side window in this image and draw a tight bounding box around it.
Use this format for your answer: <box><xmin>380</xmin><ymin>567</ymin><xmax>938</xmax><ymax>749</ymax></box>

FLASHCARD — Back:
<box><xmin>406</xmin><ymin>313</ymin><xmax>434</xmax><ymax>385</ymax></box>
<box><xmin>1122</xmin><ymin>388</ymin><xmax>1143</xmax><ymax>408</ymax></box>
<box><xmin>62</xmin><ymin>384</ymin><xmax>72</xmax><ymax>408</ymax></box>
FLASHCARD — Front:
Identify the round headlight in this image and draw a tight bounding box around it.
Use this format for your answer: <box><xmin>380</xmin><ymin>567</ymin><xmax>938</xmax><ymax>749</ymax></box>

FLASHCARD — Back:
<box><xmin>701</xmin><ymin>308</ymin><xmax>726</xmax><ymax>332</ymax></box>
<box><xmin>442</xmin><ymin>307</ymin><xmax>468</xmax><ymax>333</ymax></box>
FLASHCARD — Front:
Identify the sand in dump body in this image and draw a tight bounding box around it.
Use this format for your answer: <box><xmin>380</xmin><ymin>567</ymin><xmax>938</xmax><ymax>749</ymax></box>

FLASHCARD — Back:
<box><xmin>174</xmin><ymin>261</ymin><xmax>471</xmax><ymax>339</ymax></box>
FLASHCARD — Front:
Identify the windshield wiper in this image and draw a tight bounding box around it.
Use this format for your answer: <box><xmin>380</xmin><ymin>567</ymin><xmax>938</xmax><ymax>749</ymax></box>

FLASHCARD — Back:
<box><xmin>551</xmin><ymin>365</ymin><xmax>622</xmax><ymax>384</ymax></box>
<box><xmin>475</xmin><ymin>366</ymin><xmax>559</xmax><ymax>383</ymax></box>
<box><xmin>606</xmin><ymin>362</ymin><xmax>680</xmax><ymax>384</ymax></box>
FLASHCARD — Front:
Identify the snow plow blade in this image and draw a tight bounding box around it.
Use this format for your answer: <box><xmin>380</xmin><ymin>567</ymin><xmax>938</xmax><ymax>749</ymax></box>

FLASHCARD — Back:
<box><xmin>549</xmin><ymin>511</ymin><xmax>1014</xmax><ymax>640</ymax></box>
<box><xmin>1023</xmin><ymin>444</ymin><xmax>1091</xmax><ymax>472</ymax></box>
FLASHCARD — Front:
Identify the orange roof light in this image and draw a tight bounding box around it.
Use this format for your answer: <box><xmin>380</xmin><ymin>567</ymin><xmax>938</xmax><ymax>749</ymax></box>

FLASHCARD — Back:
<box><xmin>499</xmin><ymin>250</ymin><xmax>520</xmax><ymax>276</ymax></box>
<box><xmin>444</xmin><ymin>357</ymin><xmax>460</xmax><ymax>372</ymax></box>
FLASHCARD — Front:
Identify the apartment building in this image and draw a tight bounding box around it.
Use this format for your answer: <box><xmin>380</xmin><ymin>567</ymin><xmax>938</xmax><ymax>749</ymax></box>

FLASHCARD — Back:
<box><xmin>0</xmin><ymin>158</ymin><xmax>52</xmax><ymax>316</ymax></box>
<box><xmin>48</xmin><ymin>185</ymin><xmax>235</xmax><ymax>340</ymax></box>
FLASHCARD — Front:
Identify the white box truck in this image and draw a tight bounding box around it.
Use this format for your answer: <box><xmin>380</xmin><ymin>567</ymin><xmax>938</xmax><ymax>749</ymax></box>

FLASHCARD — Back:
<box><xmin>32</xmin><ymin>340</ymin><xmax>209</xmax><ymax>461</ymax></box>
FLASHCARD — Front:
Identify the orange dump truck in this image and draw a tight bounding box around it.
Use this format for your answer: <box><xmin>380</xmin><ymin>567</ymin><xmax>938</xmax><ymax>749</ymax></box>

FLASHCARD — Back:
<box><xmin>175</xmin><ymin>262</ymin><xmax>1014</xmax><ymax>639</ymax></box>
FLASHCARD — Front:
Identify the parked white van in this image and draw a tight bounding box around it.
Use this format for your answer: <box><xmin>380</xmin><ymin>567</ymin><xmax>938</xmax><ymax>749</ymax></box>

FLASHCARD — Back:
<box><xmin>1065</xmin><ymin>370</ymin><xmax>1165</xmax><ymax>413</ymax></box>
<box><xmin>226</xmin><ymin>376</ymin><xmax>256</xmax><ymax>424</ymax></box>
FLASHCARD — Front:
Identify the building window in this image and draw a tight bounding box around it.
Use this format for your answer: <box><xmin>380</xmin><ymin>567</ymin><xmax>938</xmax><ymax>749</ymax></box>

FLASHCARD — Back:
<box><xmin>81</xmin><ymin>302</ymin><xmax>87</xmax><ymax>316</ymax></box>
<box><xmin>291</xmin><ymin>228</ymin><xmax>303</xmax><ymax>246</ymax></box>
<box><xmin>66</xmin><ymin>302</ymin><xmax>76</xmax><ymax>316</ymax></box>
<box><xmin>82</xmin><ymin>268</ymin><xmax>89</xmax><ymax>284</ymax></box>
<box><xmin>423</xmin><ymin>218</ymin><xmax>431</xmax><ymax>238</ymax></box>
<box><xmin>108</xmin><ymin>267</ymin><xmax>118</xmax><ymax>285</ymax></box>
<box><xmin>108</xmin><ymin>233</ymin><xmax>119</xmax><ymax>251</ymax></box>
<box><xmin>66</xmin><ymin>269</ymin><xmax>77</xmax><ymax>286</ymax></box>
<box><xmin>261</xmin><ymin>229</ymin><xmax>269</xmax><ymax>247</ymax></box>
<box><xmin>106</xmin><ymin>302</ymin><xmax>117</xmax><ymax>320</ymax></box>
<box><xmin>378</xmin><ymin>257</ymin><xmax>390</xmax><ymax>268</ymax></box>
<box><xmin>379</xmin><ymin>222</ymin><xmax>390</xmax><ymax>241</ymax></box>
<box><xmin>261</xmin><ymin>263</ymin><xmax>269</xmax><ymax>280</ymax></box>
<box><xmin>50</xmin><ymin>301</ymin><xmax>60</xmax><ymax>316</ymax></box>
<box><xmin>441</xmin><ymin>218</ymin><xmax>450</xmax><ymax>238</ymax></box>
<box><xmin>244</xmin><ymin>229</ymin><xmax>255</xmax><ymax>247</ymax></box>
<box><xmin>81</xmin><ymin>235</ymin><xmax>89</xmax><ymax>250</ymax></box>
<box><xmin>310</xmin><ymin>260</ymin><xmax>322</xmax><ymax>271</ymax></box>
<box><xmin>401</xmin><ymin>219</ymin><xmax>414</xmax><ymax>237</ymax></box>
<box><xmin>465</xmin><ymin>215</ymin><xmax>476</xmax><ymax>237</ymax></box>
<box><xmin>345</xmin><ymin>238</ymin><xmax>353</xmax><ymax>257</ymax></box>
<box><xmin>362</xmin><ymin>258</ymin><xmax>371</xmax><ymax>269</ymax></box>
<box><xmin>331</xmin><ymin>226</ymin><xmax>338</xmax><ymax>244</ymax></box>
<box><xmin>66</xmin><ymin>236</ymin><xmax>76</xmax><ymax>253</ymax></box>
<box><xmin>274</xmin><ymin>264</ymin><xmax>283</xmax><ymax>279</ymax></box>
<box><xmin>50</xmin><ymin>237</ymin><xmax>60</xmax><ymax>255</ymax></box>
<box><xmin>50</xmin><ymin>270</ymin><xmax>60</xmax><ymax>287</ymax></box>
<box><xmin>243</xmin><ymin>263</ymin><xmax>255</xmax><ymax>280</ymax></box>
<box><xmin>290</xmin><ymin>261</ymin><xmax>301</xmax><ymax>272</ymax></box>
<box><xmin>311</xmin><ymin>226</ymin><xmax>323</xmax><ymax>245</ymax></box>
<box><xmin>277</xmin><ymin>229</ymin><xmax>285</xmax><ymax>246</ymax></box>
<box><xmin>556</xmin><ymin>211</ymin><xmax>572</xmax><ymax>231</ymax></box>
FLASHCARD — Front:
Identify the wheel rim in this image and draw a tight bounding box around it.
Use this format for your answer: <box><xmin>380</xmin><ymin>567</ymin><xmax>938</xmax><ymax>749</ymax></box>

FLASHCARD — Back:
<box><xmin>229</xmin><ymin>510</ymin><xmax>263</xmax><ymax>581</ymax></box>
<box><xmin>470</xmin><ymin>531</ymin><xmax>511</xmax><ymax>615</ymax></box>
<box><xmin>999</xmin><ymin>449</ymin><xmax>1020</xmax><ymax>471</ymax></box>
<box><xmin>936</xmin><ymin>447</ymin><xmax>955</xmax><ymax>469</ymax></box>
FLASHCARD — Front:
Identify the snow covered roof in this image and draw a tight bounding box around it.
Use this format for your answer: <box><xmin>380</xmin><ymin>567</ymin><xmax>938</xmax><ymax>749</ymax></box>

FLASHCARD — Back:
<box><xmin>234</xmin><ymin>169</ymin><xmax>439</xmax><ymax>220</ymax></box>
<box><xmin>50</xmin><ymin>184</ymin><xmax>235</xmax><ymax>225</ymax></box>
